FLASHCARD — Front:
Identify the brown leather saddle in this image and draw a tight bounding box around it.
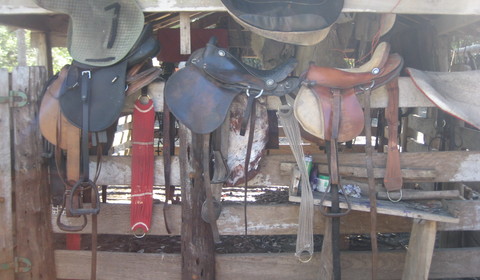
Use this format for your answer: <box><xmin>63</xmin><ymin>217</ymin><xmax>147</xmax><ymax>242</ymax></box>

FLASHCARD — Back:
<box><xmin>406</xmin><ymin>68</ymin><xmax>480</xmax><ymax>130</ymax></box>
<box><xmin>294</xmin><ymin>42</ymin><xmax>404</xmax><ymax>279</ymax></box>
<box><xmin>294</xmin><ymin>42</ymin><xmax>400</xmax><ymax>142</ymax></box>
<box><xmin>164</xmin><ymin>36</ymin><xmax>300</xmax><ymax>135</ymax></box>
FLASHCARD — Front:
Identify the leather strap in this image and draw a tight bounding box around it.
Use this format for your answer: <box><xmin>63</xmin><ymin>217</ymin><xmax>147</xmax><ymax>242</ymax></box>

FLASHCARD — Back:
<box><xmin>384</xmin><ymin>78</ymin><xmax>403</xmax><ymax>193</ymax></box>
<box><xmin>202</xmin><ymin>134</ymin><xmax>221</xmax><ymax>243</ymax></box>
<box><xmin>244</xmin><ymin>99</ymin><xmax>256</xmax><ymax>235</ymax></box>
<box><xmin>363</xmin><ymin>87</ymin><xmax>379</xmax><ymax>280</ymax></box>
<box><xmin>163</xmin><ymin>99</ymin><xmax>173</xmax><ymax>234</ymax></box>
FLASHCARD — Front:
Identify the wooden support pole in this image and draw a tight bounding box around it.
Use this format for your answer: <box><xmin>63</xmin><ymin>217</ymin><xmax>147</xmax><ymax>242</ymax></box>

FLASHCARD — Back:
<box><xmin>0</xmin><ymin>68</ymin><xmax>14</xmax><ymax>279</ymax></box>
<box><xmin>401</xmin><ymin>219</ymin><xmax>437</xmax><ymax>280</ymax></box>
<box><xmin>11</xmin><ymin>66</ymin><xmax>56</xmax><ymax>279</ymax></box>
<box><xmin>179</xmin><ymin>12</ymin><xmax>191</xmax><ymax>55</ymax></box>
<box><xmin>179</xmin><ymin>124</ymin><xmax>215</xmax><ymax>280</ymax></box>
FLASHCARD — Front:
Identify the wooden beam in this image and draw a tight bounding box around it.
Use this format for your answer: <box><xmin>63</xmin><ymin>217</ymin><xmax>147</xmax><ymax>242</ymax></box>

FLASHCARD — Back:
<box><xmin>54</xmin><ymin>247</ymin><xmax>480</xmax><ymax>280</ymax></box>
<box><xmin>0</xmin><ymin>69</ymin><xmax>14</xmax><ymax>279</ymax></box>
<box><xmin>124</xmin><ymin>77</ymin><xmax>433</xmax><ymax>114</ymax></box>
<box><xmin>402</xmin><ymin>220</ymin><xmax>437</xmax><ymax>280</ymax></box>
<box><xmin>11</xmin><ymin>66</ymin><xmax>56</xmax><ymax>280</ymax></box>
<box><xmin>179</xmin><ymin>12</ymin><xmax>191</xmax><ymax>55</ymax></box>
<box><xmin>91</xmin><ymin>151</ymin><xmax>480</xmax><ymax>187</ymax></box>
<box><xmin>5</xmin><ymin>0</ymin><xmax>480</xmax><ymax>14</ymax></box>
<box><xmin>52</xmin><ymin>200</ymin><xmax>480</xmax><ymax>235</ymax></box>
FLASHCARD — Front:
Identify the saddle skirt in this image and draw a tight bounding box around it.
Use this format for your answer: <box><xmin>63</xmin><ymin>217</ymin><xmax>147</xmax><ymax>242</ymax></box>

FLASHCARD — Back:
<box><xmin>406</xmin><ymin>68</ymin><xmax>480</xmax><ymax>129</ymax></box>
<box><xmin>39</xmin><ymin>65</ymin><xmax>80</xmax><ymax>150</ymax></box>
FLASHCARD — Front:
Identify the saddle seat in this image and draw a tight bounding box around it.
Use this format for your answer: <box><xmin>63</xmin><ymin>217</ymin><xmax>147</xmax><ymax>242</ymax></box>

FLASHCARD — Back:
<box><xmin>306</xmin><ymin>42</ymin><xmax>391</xmax><ymax>89</ymax></box>
<box><xmin>192</xmin><ymin>37</ymin><xmax>298</xmax><ymax>93</ymax></box>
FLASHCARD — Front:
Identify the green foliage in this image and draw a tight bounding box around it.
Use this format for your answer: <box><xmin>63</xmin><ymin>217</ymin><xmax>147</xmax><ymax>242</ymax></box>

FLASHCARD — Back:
<box><xmin>52</xmin><ymin>47</ymin><xmax>71</xmax><ymax>73</ymax></box>
<box><xmin>0</xmin><ymin>25</ymin><xmax>71</xmax><ymax>73</ymax></box>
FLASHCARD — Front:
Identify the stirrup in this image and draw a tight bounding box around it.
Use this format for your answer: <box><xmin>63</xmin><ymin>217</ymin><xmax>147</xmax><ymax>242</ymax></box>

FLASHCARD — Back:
<box><xmin>386</xmin><ymin>189</ymin><xmax>403</xmax><ymax>202</ymax></box>
<box><xmin>56</xmin><ymin>195</ymin><xmax>88</xmax><ymax>232</ymax></box>
<box><xmin>69</xmin><ymin>179</ymin><xmax>101</xmax><ymax>215</ymax></box>
<box><xmin>318</xmin><ymin>184</ymin><xmax>352</xmax><ymax>217</ymax></box>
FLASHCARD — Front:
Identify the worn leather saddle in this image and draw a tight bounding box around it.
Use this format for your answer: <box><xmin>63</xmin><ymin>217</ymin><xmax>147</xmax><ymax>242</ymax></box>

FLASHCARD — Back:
<box><xmin>406</xmin><ymin>68</ymin><xmax>480</xmax><ymax>129</ymax></box>
<box><xmin>165</xmin><ymin>36</ymin><xmax>300</xmax><ymax>134</ymax></box>
<box><xmin>59</xmin><ymin>24</ymin><xmax>161</xmax><ymax>132</ymax></box>
<box><xmin>220</xmin><ymin>0</ymin><xmax>344</xmax><ymax>45</ymax></box>
<box><xmin>294</xmin><ymin>42</ymin><xmax>403</xmax><ymax>142</ymax></box>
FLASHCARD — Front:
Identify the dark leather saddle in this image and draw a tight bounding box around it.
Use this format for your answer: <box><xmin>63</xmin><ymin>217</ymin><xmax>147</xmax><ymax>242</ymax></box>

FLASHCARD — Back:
<box><xmin>220</xmin><ymin>0</ymin><xmax>344</xmax><ymax>45</ymax></box>
<box><xmin>165</xmin><ymin>36</ymin><xmax>300</xmax><ymax>134</ymax></box>
<box><xmin>294</xmin><ymin>42</ymin><xmax>404</xmax><ymax>142</ymax></box>
<box><xmin>57</xmin><ymin>24</ymin><xmax>160</xmax><ymax>216</ymax></box>
<box><xmin>59</xmin><ymin>24</ymin><xmax>160</xmax><ymax>132</ymax></box>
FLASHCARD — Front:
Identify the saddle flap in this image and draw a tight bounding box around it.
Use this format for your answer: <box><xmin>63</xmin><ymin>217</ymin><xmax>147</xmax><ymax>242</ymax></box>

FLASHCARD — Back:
<box><xmin>59</xmin><ymin>61</ymin><xmax>128</xmax><ymax>132</ymax></box>
<box><xmin>39</xmin><ymin>65</ymin><xmax>81</xmax><ymax>149</ymax></box>
<box><xmin>33</xmin><ymin>0</ymin><xmax>144</xmax><ymax>67</ymax></box>
<box><xmin>294</xmin><ymin>85</ymin><xmax>364</xmax><ymax>142</ymax></box>
<box><xmin>164</xmin><ymin>64</ymin><xmax>239</xmax><ymax>134</ymax></box>
<box><xmin>407</xmin><ymin>68</ymin><xmax>480</xmax><ymax>129</ymax></box>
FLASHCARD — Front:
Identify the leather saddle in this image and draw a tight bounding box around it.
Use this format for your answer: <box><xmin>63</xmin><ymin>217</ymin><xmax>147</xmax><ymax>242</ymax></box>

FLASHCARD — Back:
<box><xmin>220</xmin><ymin>0</ymin><xmax>344</xmax><ymax>45</ymax></box>
<box><xmin>294</xmin><ymin>42</ymin><xmax>404</xmax><ymax>142</ymax></box>
<box><xmin>406</xmin><ymin>68</ymin><xmax>480</xmax><ymax>129</ymax></box>
<box><xmin>59</xmin><ymin>24</ymin><xmax>161</xmax><ymax>132</ymax></box>
<box><xmin>165</xmin><ymin>36</ymin><xmax>300</xmax><ymax>134</ymax></box>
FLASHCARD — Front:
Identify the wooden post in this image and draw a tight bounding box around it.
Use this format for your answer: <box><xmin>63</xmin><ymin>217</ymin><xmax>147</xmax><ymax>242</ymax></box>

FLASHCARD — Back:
<box><xmin>0</xmin><ymin>68</ymin><xmax>14</xmax><ymax>279</ymax></box>
<box><xmin>401</xmin><ymin>219</ymin><xmax>437</xmax><ymax>280</ymax></box>
<box><xmin>179</xmin><ymin>12</ymin><xmax>191</xmax><ymax>55</ymax></box>
<box><xmin>11</xmin><ymin>66</ymin><xmax>57</xmax><ymax>279</ymax></box>
<box><xmin>179</xmin><ymin>124</ymin><xmax>215</xmax><ymax>280</ymax></box>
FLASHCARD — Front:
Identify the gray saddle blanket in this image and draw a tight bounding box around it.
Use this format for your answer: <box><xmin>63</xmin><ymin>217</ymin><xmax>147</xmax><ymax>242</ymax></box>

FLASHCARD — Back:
<box><xmin>407</xmin><ymin>68</ymin><xmax>480</xmax><ymax>129</ymax></box>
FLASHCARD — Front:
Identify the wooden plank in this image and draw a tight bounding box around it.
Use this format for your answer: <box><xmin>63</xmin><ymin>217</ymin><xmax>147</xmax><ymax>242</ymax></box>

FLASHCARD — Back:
<box><xmin>51</xmin><ymin>200</ymin><xmax>480</xmax><ymax>235</ymax></box>
<box><xmin>124</xmin><ymin>77</ymin><xmax>432</xmax><ymax>114</ymax></box>
<box><xmin>52</xmin><ymin>203</ymin><xmax>416</xmax><ymax>235</ymax></box>
<box><xmin>289</xmin><ymin>193</ymin><xmax>458</xmax><ymax>223</ymax></box>
<box><xmin>5</xmin><ymin>0</ymin><xmax>480</xmax><ymax>14</ymax></box>
<box><xmin>92</xmin><ymin>151</ymin><xmax>480</xmax><ymax>186</ymax></box>
<box><xmin>0</xmin><ymin>68</ymin><xmax>14</xmax><ymax>280</ymax></box>
<box><xmin>402</xmin><ymin>220</ymin><xmax>437</xmax><ymax>280</ymax></box>
<box><xmin>11</xmin><ymin>66</ymin><xmax>56</xmax><ymax>279</ymax></box>
<box><xmin>55</xmin><ymin>248</ymin><xmax>480</xmax><ymax>280</ymax></box>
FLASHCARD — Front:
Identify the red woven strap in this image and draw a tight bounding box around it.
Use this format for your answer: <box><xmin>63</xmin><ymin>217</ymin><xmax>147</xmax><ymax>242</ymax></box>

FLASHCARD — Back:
<box><xmin>130</xmin><ymin>98</ymin><xmax>155</xmax><ymax>236</ymax></box>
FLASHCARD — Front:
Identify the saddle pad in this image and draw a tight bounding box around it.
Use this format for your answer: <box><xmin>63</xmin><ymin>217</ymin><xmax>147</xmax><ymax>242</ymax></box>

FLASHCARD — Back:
<box><xmin>221</xmin><ymin>0</ymin><xmax>344</xmax><ymax>45</ymax></box>
<box><xmin>407</xmin><ymin>68</ymin><xmax>480</xmax><ymax>129</ymax></box>
<box><xmin>33</xmin><ymin>0</ymin><xmax>144</xmax><ymax>67</ymax></box>
<box><xmin>59</xmin><ymin>61</ymin><xmax>127</xmax><ymax>132</ymax></box>
<box><xmin>164</xmin><ymin>64</ymin><xmax>239</xmax><ymax>134</ymax></box>
<box><xmin>294</xmin><ymin>85</ymin><xmax>364</xmax><ymax>142</ymax></box>
<box><xmin>39</xmin><ymin>65</ymin><xmax>80</xmax><ymax>150</ymax></box>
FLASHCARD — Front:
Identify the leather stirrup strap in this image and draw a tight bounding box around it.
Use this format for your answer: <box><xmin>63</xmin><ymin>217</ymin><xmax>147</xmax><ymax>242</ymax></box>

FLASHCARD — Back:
<box><xmin>163</xmin><ymin>99</ymin><xmax>173</xmax><ymax>234</ymax></box>
<box><xmin>363</xmin><ymin>87</ymin><xmax>378</xmax><ymax>280</ymax></box>
<box><xmin>384</xmin><ymin>78</ymin><xmax>403</xmax><ymax>194</ymax></box>
<box><xmin>202</xmin><ymin>134</ymin><xmax>221</xmax><ymax>243</ymax></box>
<box><xmin>244</xmin><ymin>97</ymin><xmax>256</xmax><ymax>235</ymax></box>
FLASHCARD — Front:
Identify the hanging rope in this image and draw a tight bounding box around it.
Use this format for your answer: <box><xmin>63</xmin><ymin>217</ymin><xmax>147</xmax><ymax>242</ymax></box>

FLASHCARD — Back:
<box><xmin>278</xmin><ymin>104</ymin><xmax>314</xmax><ymax>262</ymax></box>
<box><xmin>130</xmin><ymin>97</ymin><xmax>155</xmax><ymax>238</ymax></box>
